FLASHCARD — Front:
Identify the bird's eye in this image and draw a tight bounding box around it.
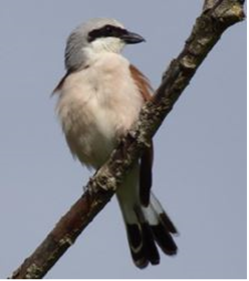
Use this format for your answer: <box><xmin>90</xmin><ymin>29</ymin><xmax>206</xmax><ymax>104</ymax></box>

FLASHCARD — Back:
<box><xmin>104</xmin><ymin>25</ymin><xmax>113</xmax><ymax>35</ymax></box>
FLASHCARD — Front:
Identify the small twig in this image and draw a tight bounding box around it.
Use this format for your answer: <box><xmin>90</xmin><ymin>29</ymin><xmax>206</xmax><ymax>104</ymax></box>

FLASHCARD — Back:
<box><xmin>10</xmin><ymin>0</ymin><xmax>245</xmax><ymax>279</ymax></box>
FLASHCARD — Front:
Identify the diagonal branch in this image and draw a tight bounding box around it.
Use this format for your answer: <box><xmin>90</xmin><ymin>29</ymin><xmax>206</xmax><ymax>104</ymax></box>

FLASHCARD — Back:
<box><xmin>10</xmin><ymin>0</ymin><xmax>245</xmax><ymax>279</ymax></box>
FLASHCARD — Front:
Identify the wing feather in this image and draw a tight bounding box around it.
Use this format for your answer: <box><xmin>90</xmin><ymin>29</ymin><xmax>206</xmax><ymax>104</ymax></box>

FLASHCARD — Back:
<box><xmin>130</xmin><ymin>64</ymin><xmax>154</xmax><ymax>207</ymax></box>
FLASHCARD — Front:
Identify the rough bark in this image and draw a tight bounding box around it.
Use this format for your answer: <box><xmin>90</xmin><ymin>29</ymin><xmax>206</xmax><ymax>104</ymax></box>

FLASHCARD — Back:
<box><xmin>10</xmin><ymin>0</ymin><xmax>245</xmax><ymax>279</ymax></box>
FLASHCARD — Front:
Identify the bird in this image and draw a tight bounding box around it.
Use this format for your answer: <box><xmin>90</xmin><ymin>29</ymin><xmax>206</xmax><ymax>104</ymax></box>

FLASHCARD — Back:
<box><xmin>53</xmin><ymin>18</ymin><xmax>178</xmax><ymax>268</ymax></box>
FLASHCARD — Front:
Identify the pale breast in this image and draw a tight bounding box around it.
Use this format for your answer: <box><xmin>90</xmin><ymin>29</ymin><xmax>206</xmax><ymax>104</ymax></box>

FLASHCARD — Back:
<box><xmin>56</xmin><ymin>53</ymin><xmax>144</xmax><ymax>168</ymax></box>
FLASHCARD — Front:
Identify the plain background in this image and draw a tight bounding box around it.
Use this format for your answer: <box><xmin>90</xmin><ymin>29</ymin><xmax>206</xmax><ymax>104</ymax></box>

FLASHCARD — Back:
<box><xmin>0</xmin><ymin>1</ymin><xmax>246</xmax><ymax>279</ymax></box>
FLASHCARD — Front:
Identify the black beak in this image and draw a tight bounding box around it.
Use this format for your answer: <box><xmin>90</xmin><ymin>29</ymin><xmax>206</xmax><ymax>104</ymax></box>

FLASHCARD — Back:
<box><xmin>121</xmin><ymin>31</ymin><xmax>145</xmax><ymax>44</ymax></box>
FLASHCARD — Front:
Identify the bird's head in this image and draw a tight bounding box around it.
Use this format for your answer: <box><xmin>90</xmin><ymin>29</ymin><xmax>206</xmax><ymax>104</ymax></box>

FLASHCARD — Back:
<box><xmin>65</xmin><ymin>18</ymin><xmax>145</xmax><ymax>71</ymax></box>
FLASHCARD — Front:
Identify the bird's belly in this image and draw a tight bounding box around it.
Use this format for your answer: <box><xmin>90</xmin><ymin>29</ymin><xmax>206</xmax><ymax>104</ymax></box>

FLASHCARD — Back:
<box><xmin>62</xmin><ymin>96</ymin><xmax>139</xmax><ymax>169</ymax></box>
<box><xmin>78</xmin><ymin>106</ymin><xmax>119</xmax><ymax>168</ymax></box>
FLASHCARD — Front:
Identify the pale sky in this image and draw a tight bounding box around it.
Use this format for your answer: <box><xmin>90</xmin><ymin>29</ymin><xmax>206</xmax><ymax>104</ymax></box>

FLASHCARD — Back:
<box><xmin>0</xmin><ymin>1</ymin><xmax>246</xmax><ymax>279</ymax></box>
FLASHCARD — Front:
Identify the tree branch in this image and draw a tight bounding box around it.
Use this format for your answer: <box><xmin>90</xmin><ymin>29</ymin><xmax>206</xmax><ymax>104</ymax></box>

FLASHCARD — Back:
<box><xmin>10</xmin><ymin>0</ymin><xmax>245</xmax><ymax>278</ymax></box>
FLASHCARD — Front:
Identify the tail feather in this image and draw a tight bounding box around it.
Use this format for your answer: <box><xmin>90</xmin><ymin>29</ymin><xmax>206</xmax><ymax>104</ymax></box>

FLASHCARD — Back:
<box><xmin>134</xmin><ymin>206</ymin><xmax>160</xmax><ymax>266</ymax></box>
<box><xmin>150</xmin><ymin>192</ymin><xmax>178</xmax><ymax>234</ymax></box>
<box><xmin>151</xmin><ymin>225</ymin><xmax>177</xmax><ymax>256</ymax></box>
<box><xmin>126</xmin><ymin>224</ymin><xmax>149</xmax><ymax>268</ymax></box>
<box><xmin>141</xmin><ymin>222</ymin><xmax>160</xmax><ymax>265</ymax></box>
<box><xmin>149</xmin><ymin>192</ymin><xmax>178</xmax><ymax>255</ymax></box>
<box><xmin>116</xmin><ymin>165</ymin><xmax>178</xmax><ymax>268</ymax></box>
<box><xmin>118</xmin><ymin>194</ymin><xmax>178</xmax><ymax>268</ymax></box>
<box><xmin>160</xmin><ymin>212</ymin><xmax>178</xmax><ymax>234</ymax></box>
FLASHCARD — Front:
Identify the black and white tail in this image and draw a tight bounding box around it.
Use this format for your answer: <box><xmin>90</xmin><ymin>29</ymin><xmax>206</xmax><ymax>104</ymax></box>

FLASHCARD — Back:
<box><xmin>116</xmin><ymin>164</ymin><xmax>178</xmax><ymax>268</ymax></box>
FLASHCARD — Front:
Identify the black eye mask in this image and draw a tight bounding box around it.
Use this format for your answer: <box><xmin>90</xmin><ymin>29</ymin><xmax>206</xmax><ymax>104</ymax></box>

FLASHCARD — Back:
<box><xmin>88</xmin><ymin>25</ymin><xmax>128</xmax><ymax>42</ymax></box>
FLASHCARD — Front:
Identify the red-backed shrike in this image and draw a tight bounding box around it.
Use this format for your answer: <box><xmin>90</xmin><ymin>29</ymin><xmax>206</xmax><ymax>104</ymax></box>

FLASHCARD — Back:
<box><xmin>53</xmin><ymin>18</ymin><xmax>177</xmax><ymax>268</ymax></box>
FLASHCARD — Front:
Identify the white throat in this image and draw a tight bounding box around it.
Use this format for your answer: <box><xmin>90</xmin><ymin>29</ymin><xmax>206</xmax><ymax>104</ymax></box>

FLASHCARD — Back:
<box><xmin>85</xmin><ymin>37</ymin><xmax>125</xmax><ymax>61</ymax></box>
